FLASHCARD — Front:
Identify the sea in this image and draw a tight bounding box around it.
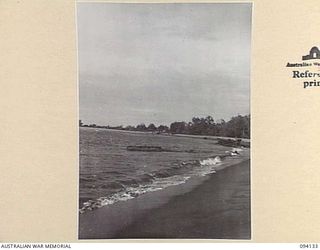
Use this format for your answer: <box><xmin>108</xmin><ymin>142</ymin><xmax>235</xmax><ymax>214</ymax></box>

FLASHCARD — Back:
<box><xmin>79</xmin><ymin>127</ymin><xmax>232</xmax><ymax>213</ymax></box>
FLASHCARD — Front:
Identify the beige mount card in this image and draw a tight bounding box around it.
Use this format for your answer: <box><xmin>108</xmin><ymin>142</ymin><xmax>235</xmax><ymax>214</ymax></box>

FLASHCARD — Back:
<box><xmin>1</xmin><ymin>0</ymin><xmax>320</xmax><ymax>243</ymax></box>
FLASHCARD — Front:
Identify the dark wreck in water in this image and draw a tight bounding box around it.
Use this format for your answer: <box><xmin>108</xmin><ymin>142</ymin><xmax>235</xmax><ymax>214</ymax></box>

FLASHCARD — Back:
<box><xmin>127</xmin><ymin>145</ymin><xmax>163</xmax><ymax>152</ymax></box>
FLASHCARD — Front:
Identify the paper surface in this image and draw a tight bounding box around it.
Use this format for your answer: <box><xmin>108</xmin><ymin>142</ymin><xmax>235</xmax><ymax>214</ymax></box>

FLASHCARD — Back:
<box><xmin>1</xmin><ymin>0</ymin><xmax>320</xmax><ymax>242</ymax></box>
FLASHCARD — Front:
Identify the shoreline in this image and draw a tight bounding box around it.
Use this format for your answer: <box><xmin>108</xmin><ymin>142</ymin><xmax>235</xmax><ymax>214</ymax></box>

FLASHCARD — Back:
<box><xmin>80</xmin><ymin>126</ymin><xmax>250</xmax><ymax>142</ymax></box>
<box><xmin>79</xmin><ymin>151</ymin><xmax>250</xmax><ymax>239</ymax></box>
<box><xmin>117</xmin><ymin>159</ymin><xmax>251</xmax><ymax>239</ymax></box>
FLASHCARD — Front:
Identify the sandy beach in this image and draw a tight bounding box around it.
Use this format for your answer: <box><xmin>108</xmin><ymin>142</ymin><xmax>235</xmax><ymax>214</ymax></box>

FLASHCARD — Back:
<box><xmin>79</xmin><ymin>156</ymin><xmax>250</xmax><ymax>239</ymax></box>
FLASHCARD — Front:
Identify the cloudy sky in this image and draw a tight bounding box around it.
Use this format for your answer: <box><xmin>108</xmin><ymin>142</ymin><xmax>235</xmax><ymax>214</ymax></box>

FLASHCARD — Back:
<box><xmin>77</xmin><ymin>3</ymin><xmax>252</xmax><ymax>126</ymax></box>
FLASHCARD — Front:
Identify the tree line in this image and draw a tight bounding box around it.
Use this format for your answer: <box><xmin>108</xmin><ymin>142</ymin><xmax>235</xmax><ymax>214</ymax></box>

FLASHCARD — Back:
<box><xmin>80</xmin><ymin>114</ymin><xmax>250</xmax><ymax>139</ymax></box>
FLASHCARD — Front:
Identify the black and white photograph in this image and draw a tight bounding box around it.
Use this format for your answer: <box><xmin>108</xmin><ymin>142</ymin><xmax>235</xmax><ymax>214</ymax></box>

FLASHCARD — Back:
<box><xmin>78</xmin><ymin>2</ymin><xmax>252</xmax><ymax>239</ymax></box>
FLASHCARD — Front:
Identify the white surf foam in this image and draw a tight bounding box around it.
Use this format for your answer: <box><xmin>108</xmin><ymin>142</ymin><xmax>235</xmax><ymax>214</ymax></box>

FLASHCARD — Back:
<box><xmin>200</xmin><ymin>156</ymin><xmax>222</xmax><ymax>166</ymax></box>
<box><xmin>80</xmin><ymin>156</ymin><xmax>226</xmax><ymax>213</ymax></box>
<box><xmin>79</xmin><ymin>175</ymin><xmax>191</xmax><ymax>213</ymax></box>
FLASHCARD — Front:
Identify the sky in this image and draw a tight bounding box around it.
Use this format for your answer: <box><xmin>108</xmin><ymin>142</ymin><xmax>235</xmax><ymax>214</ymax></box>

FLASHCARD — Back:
<box><xmin>77</xmin><ymin>3</ymin><xmax>252</xmax><ymax>126</ymax></box>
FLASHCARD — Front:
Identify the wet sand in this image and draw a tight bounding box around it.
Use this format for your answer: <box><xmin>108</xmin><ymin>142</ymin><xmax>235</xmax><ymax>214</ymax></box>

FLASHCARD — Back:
<box><xmin>79</xmin><ymin>158</ymin><xmax>250</xmax><ymax>239</ymax></box>
<box><xmin>117</xmin><ymin>159</ymin><xmax>251</xmax><ymax>239</ymax></box>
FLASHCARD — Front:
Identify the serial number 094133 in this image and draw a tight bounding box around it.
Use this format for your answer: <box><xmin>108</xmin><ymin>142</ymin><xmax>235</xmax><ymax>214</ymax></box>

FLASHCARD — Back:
<box><xmin>300</xmin><ymin>244</ymin><xmax>319</xmax><ymax>248</ymax></box>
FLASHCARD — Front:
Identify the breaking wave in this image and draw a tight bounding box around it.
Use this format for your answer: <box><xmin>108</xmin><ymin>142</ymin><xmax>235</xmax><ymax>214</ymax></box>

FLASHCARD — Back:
<box><xmin>200</xmin><ymin>156</ymin><xmax>222</xmax><ymax>166</ymax></box>
<box><xmin>79</xmin><ymin>155</ymin><xmax>224</xmax><ymax>213</ymax></box>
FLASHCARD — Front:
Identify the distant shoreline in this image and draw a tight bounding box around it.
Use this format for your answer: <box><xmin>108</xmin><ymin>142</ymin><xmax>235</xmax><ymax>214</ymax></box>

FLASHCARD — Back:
<box><xmin>80</xmin><ymin>126</ymin><xmax>250</xmax><ymax>142</ymax></box>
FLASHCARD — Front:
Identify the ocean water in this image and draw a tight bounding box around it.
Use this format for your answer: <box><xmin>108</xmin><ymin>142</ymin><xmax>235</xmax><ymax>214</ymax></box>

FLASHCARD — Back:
<box><xmin>79</xmin><ymin>127</ymin><xmax>230</xmax><ymax>213</ymax></box>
